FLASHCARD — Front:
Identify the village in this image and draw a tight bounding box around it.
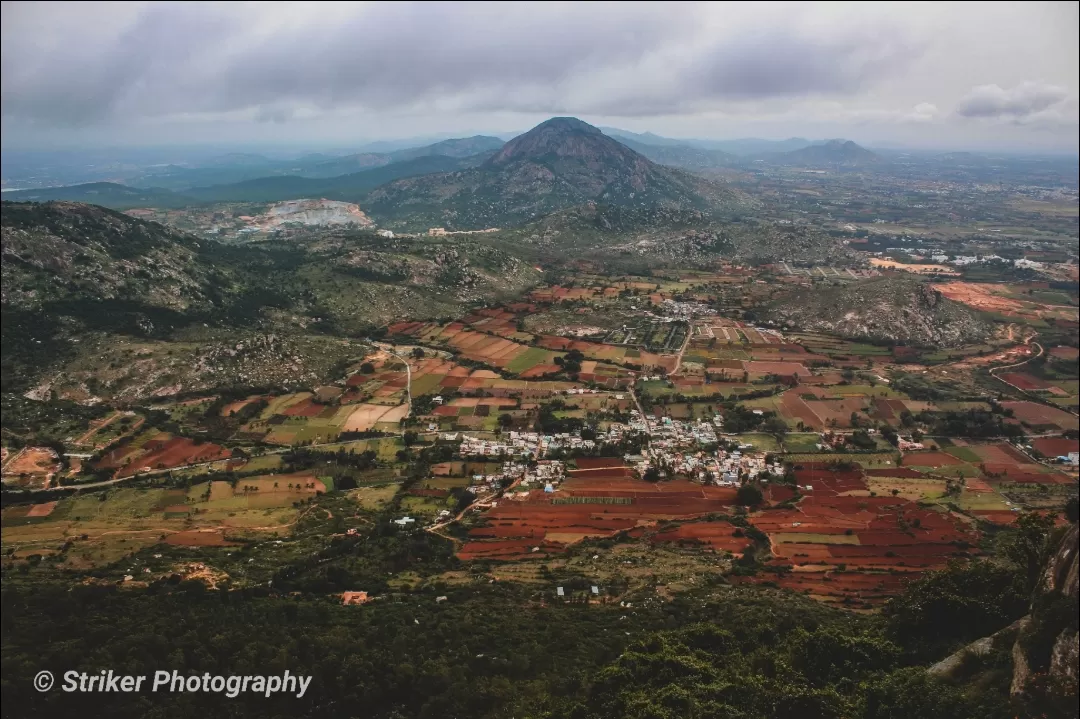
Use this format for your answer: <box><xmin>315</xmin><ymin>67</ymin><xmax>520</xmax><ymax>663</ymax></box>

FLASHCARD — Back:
<box><xmin>435</xmin><ymin>409</ymin><xmax>782</xmax><ymax>505</ymax></box>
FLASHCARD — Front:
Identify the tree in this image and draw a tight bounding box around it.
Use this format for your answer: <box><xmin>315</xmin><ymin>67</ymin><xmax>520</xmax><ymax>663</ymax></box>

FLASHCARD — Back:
<box><xmin>360</xmin><ymin>362</ymin><xmax>376</xmax><ymax>374</ymax></box>
<box><xmin>883</xmin><ymin>559</ymin><xmax>1027</xmax><ymax>654</ymax></box>
<box><xmin>736</xmin><ymin>484</ymin><xmax>764</xmax><ymax>508</ymax></box>
<box><xmin>497</xmin><ymin>413</ymin><xmax>513</xmax><ymax>428</ymax></box>
<box><xmin>643</xmin><ymin>466</ymin><xmax>661</xmax><ymax>483</ymax></box>
<box><xmin>411</xmin><ymin>347</ymin><xmax>425</xmax><ymax>359</ymax></box>
<box><xmin>1000</xmin><ymin>511</ymin><xmax>1057</xmax><ymax>593</ymax></box>
<box><xmin>762</xmin><ymin>417</ymin><xmax>788</xmax><ymax>436</ymax></box>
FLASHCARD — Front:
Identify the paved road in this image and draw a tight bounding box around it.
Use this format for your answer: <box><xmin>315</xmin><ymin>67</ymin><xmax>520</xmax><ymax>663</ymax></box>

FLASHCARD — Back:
<box><xmin>375</xmin><ymin>342</ymin><xmax>414</xmax><ymax>420</ymax></box>
<box><xmin>425</xmin><ymin>475</ymin><xmax>524</xmax><ymax>541</ymax></box>
<box><xmin>988</xmin><ymin>337</ymin><xmax>1045</xmax><ymax>395</ymax></box>
<box><xmin>671</xmin><ymin>325</ymin><xmax>692</xmax><ymax>376</ymax></box>
<box><xmin>627</xmin><ymin>383</ymin><xmax>647</xmax><ymax>418</ymax></box>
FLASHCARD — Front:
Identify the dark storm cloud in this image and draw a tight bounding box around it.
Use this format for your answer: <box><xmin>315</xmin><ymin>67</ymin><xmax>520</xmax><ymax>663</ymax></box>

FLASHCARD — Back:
<box><xmin>1</xmin><ymin>1</ymin><xmax>920</xmax><ymax>126</ymax></box>
<box><xmin>955</xmin><ymin>82</ymin><xmax>1072</xmax><ymax>121</ymax></box>
<box><xmin>1</xmin><ymin>2</ymin><xmax>240</xmax><ymax>125</ymax></box>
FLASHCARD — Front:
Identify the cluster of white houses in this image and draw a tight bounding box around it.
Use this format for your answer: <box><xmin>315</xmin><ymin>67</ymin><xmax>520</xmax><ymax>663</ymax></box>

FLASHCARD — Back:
<box><xmin>454</xmin><ymin>431</ymin><xmax>599</xmax><ymax>458</ymax></box>
<box><xmin>438</xmin><ymin>408</ymin><xmax>790</xmax><ymax>488</ymax></box>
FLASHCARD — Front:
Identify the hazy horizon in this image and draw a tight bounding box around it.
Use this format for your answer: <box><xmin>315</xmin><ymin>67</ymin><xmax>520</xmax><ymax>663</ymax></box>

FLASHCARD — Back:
<box><xmin>3</xmin><ymin>1</ymin><xmax>1078</xmax><ymax>154</ymax></box>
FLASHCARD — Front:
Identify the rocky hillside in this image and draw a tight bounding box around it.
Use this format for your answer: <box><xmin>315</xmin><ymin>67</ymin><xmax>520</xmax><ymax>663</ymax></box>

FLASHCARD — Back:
<box><xmin>390</xmin><ymin>135</ymin><xmax>504</xmax><ymax>162</ymax></box>
<box><xmin>365</xmin><ymin>117</ymin><xmax>750</xmax><ymax>229</ymax></box>
<box><xmin>1</xmin><ymin>201</ymin><xmax>225</xmax><ymax>313</ymax></box>
<box><xmin>1011</xmin><ymin>523</ymin><xmax>1079</xmax><ymax>706</ymax></box>
<box><xmin>1</xmin><ymin>201</ymin><xmax>539</xmax><ymax>399</ymax></box>
<box><xmin>764</xmin><ymin>276</ymin><xmax>991</xmax><ymax>346</ymax></box>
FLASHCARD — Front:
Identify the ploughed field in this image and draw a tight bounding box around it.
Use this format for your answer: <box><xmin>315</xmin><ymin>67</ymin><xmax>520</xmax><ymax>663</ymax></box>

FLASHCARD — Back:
<box><xmin>459</xmin><ymin>473</ymin><xmax>742</xmax><ymax>561</ymax></box>
<box><xmin>739</xmin><ymin>465</ymin><xmax>982</xmax><ymax>607</ymax></box>
<box><xmin>457</xmin><ymin>459</ymin><xmax>1011</xmax><ymax>608</ymax></box>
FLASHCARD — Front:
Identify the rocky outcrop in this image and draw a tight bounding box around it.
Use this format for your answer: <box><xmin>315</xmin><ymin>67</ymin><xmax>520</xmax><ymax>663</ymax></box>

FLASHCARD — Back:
<box><xmin>1011</xmin><ymin>523</ymin><xmax>1079</xmax><ymax>700</ymax></box>
<box><xmin>929</xmin><ymin>618</ymin><xmax>1026</xmax><ymax>679</ymax></box>
<box><xmin>764</xmin><ymin>276</ymin><xmax>992</xmax><ymax>347</ymax></box>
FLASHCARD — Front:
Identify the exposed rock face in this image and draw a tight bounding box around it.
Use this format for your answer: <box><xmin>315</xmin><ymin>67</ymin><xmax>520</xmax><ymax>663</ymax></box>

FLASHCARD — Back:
<box><xmin>929</xmin><ymin>618</ymin><xmax>1026</xmax><ymax>679</ymax></box>
<box><xmin>1011</xmin><ymin>523</ymin><xmax>1079</xmax><ymax>699</ymax></box>
<box><xmin>253</xmin><ymin>199</ymin><xmax>374</xmax><ymax>230</ymax></box>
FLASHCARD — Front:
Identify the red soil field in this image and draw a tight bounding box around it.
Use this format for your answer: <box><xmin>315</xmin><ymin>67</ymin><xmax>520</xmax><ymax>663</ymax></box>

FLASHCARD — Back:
<box><xmin>971</xmin><ymin>510</ymin><xmax>1023</xmax><ymax>526</ymax></box>
<box><xmin>751</xmin><ymin>463</ymin><xmax>979</xmax><ymax>604</ymax></box>
<box><xmin>1032</xmin><ymin>437</ymin><xmax>1080</xmax><ymax>457</ymax></box>
<box><xmin>744</xmin><ymin>361</ymin><xmax>811</xmax><ymax>376</ymax></box>
<box><xmin>988</xmin><ymin>468</ymin><xmax>1074</xmax><ymax>485</ymax></box>
<box><xmin>112</xmin><ymin>437</ymin><xmax>232</xmax><ymax>477</ymax></box>
<box><xmin>458</xmin><ymin>480</ymin><xmax>738</xmax><ymax>560</ymax></box>
<box><xmin>871</xmin><ymin>398</ymin><xmax>909</xmax><ymax>422</ymax></box>
<box><xmin>1000</xmin><ymin>401</ymin><xmax>1080</xmax><ymax>430</ymax></box>
<box><xmin>999</xmin><ymin>373</ymin><xmax>1051</xmax><ymax>390</ymax></box>
<box><xmin>1049</xmin><ymin>346</ymin><xmax>1079</xmax><ymax>360</ymax></box>
<box><xmin>901</xmin><ymin>451</ymin><xmax>964</xmax><ymax>467</ymax></box>
<box><xmin>650</xmin><ymin>524</ymin><xmax>752</xmax><ymax>554</ymax></box>
<box><xmin>972</xmin><ymin>442</ymin><xmax>1032</xmax><ymax>465</ymax></box>
<box><xmin>781</xmin><ymin>392</ymin><xmax>821</xmax><ymax>428</ymax></box>
<box><xmin>26</xmin><ymin>501</ymin><xmax>58</xmax><ymax>517</ymax></box>
<box><xmin>864</xmin><ymin>468</ymin><xmax>926</xmax><ymax>478</ymax></box>
<box><xmin>281</xmin><ymin>398</ymin><xmax>328</xmax><ymax>417</ymax></box>
<box><xmin>166</xmin><ymin>531</ymin><xmax>238</xmax><ymax>547</ymax></box>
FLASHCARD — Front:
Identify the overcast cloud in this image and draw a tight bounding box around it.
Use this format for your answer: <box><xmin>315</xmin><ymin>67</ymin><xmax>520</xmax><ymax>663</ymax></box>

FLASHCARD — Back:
<box><xmin>2</xmin><ymin>1</ymin><xmax>1077</xmax><ymax>151</ymax></box>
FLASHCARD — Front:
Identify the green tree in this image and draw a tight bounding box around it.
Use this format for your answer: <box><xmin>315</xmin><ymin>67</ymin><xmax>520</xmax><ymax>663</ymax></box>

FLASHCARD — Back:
<box><xmin>882</xmin><ymin>560</ymin><xmax>1026</xmax><ymax>655</ymax></box>
<box><xmin>1000</xmin><ymin>511</ymin><xmax>1057</xmax><ymax>593</ymax></box>
<box><xmin>736</xmin><ymin>483</ymin><xmax>764</xmax><ymax>508</ymax></box>
<box><xmin>763</xmin><ymin>416</ymin><xmax>789</xmax><ymax>436</ymax></box>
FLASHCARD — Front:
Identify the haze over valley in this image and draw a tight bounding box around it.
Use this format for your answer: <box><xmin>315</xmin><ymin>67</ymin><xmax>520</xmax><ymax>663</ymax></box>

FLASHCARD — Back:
<box><xmin>2</xmin><ymin>3</ymin><xmax>1078</xmax><ymax>719</ymax></box>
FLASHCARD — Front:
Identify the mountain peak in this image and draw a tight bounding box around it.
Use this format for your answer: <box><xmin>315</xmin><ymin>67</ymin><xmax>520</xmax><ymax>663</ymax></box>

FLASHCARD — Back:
<box><xmin>369</xmin><ymin>117</ymin><xmax>746</xmax><ymax>227</ymax></box>
<box><xmin>778</xmin><ymin>139</ymin><xmax>880</xmax><ymax>167</ymax></box>
<box><xmin>488</xmin><ymin>117</ymin><xmax>618</xmax><ymax>166</ymax></box>
<box><xmin>532</xmin><ymin>116</ymin><xmax>602</xmax><ymax>134</ymax></box>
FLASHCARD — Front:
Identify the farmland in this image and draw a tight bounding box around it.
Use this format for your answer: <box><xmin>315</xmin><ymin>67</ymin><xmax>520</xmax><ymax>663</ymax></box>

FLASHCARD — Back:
<box><xmin>3</xmin><ymin>259</ymin><xmax>1077</xmax><ymax>620</ymax></box>
<box><xmin>0</xmin><ymin>474</ymin><xmax>322</xmax><ymax>569</ymax></box>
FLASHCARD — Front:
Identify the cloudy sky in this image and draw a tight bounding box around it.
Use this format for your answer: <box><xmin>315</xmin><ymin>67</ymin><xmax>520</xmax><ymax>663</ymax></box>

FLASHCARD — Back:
<box><xmin>2</xmin><ymin>1</ymin><xmax>1077</xmax><ymax>152</ymax></box>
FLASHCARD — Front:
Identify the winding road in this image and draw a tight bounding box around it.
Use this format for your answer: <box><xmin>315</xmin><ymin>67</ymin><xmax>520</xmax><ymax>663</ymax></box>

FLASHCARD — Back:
<box><xmin>374</xmin><ymin>342</ymin><xmax>413</xmax><ymax>420</ymax></box>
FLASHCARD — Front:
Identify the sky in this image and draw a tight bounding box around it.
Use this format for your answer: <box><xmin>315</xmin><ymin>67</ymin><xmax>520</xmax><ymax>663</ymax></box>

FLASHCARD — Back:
<box><xmin>2</xmin><ymin>1</ymin><xmax>1078</xmax><ymax>153</ymax></box>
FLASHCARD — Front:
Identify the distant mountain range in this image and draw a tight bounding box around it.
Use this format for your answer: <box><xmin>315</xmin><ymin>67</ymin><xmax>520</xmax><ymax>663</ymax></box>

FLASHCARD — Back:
<box><xmin>601</xmin><ymin>128</ymin><xmax>816</xmax><ymax>157</ymax></box>
<box><xmin>1</xmin><ymin>183</ymin><xmax>192</xmax><ymax>209</ymax></box>
<box><xmin>605</xmin><ymin>135</ymin><xmax>739</xmax><ymax>173</ymax></box>
<box><xmin>296</xmin><ymin>136</ymin><xmax>505</xmax><ymax>179</ymax></box>
<box><xmin>2</xmin><ymin>154</ymin><xmax>485</xmax><ymax>208</ymax></box>
<box><xmin>4</xmin><ymin>120</ymin><xmax>884</xmax><ymax>223</ymax></box>
<box><xmin>120</xmin><ymin>136</ymin><xmax>506</xmax><ymax>190</ymax></box>
<box><xmin>600</xmin><ymin>128</ymin><xmax>881</xmax><ymax>170</ymax></box>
